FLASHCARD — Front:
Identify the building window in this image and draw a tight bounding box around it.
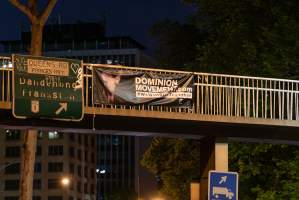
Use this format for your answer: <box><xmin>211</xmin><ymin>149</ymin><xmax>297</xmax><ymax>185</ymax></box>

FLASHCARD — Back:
<box><xmin>91</xmin><ymin>137</ymin><xmax>95</xmax><ymax>147</ymax></box>
<box><xmin>48</xmin><ymin>196</ymin><xmax>63</xmax><ymax>200</ymax></box>
<box><xmin>5</xmin><ymin>180</ymin><xmax>19</xmax><ymax>191</ymax></box>
<box><xmin>91</xmin><ymin>153</ymin><xmax>95</xmax><ymax>163</ymax></box>
<box><xmin>77</xmin><ymin>149</ymin><xmax>82</xmax><ymax>160</ymax></box>
<box><xmin>48</xmin><ymin>131</ymin><xmax>63</xmax><ymax>140</ymax></box>
<box><xmin>5</xmin><ymin>130</ymin><xmax>21</xmax><ymax>140</ymax></box>
<box><xmin>69</xmin><ymin>147</ymin><xmax>75</xmax><ymax>158</ymax></box>
<box><xmin>69</xmin><ymin>163</ymin><xmax>75</xmax><ymax>174</ymax></box>
<box><xmin>5</xmin><ymin>146</ymin><xmax>20</xmax><ymax>157</ymax></box>
<box><xmin>48</xmin><ymin>145</ymin><xmax>63</xmax><ymax>156</ymax></box>
<box><xmin>69</xmin><ymin>134</ymin><xmax>75</xmax><ymax>142</ymax></box>
<box><xmin>36</xmin><ymin>145</ymin><xmax>42</xmax><ymax>156</ymax></box>
<box><xmin>34</xmin><ymin>162</ymin><xmax>42</xmax><ymax>173</ymax></box>
<box><xmin>78</xmin><ymin>134</ymin><xmax>82</xmax><ymax>144</ymax></box>
<box><xmin>69</xmin><ymin>180</ymin><xmax>74</xmax><ymax>191</ymax></box>
<box><xmin>48</xmin><ymin>179</ymin><xmax>60</xmax><ymax>189</ymax></box>
<box><xmin>77</xmin><ymin>165</ymin><xmax>82</xmax><ymax>177</ymax></box>
<box><xmin>48</xmin><ymin>162</ymin><xmax>63</xmax><ymax>172</ymax></box>
<box><xmin>112</xmin><ymin>136</ymin><xmax>120</xmax><ymax>146</ymax></box>
<box><xmin>90</xmin><ymin>184</ymin><xmax>95</xmax><ymax>194</ymax></box>
<box><xmin>37</xmin><ymin>131</ymin><xmax>43</xmax><ymax>139</ymax></box>
<box><xmin>84</xmin><ymin>135</ymin><xmax>88</xmax><ymax>146</ymax></box>
<box><xmin>84</xmin><ymin>151</ymin><xmax>88</xmax><ymax>162</ymax></box>
<box><xmin>77</xmin><ymin>181</ymin><xmax>81</xmax><ymax>193</ymax></box>
<box><xmin>90</xmin><ymin>168</ymin><xmax>95</xmax><ymax>179</ymax></box>
<box><xmin>5</xmin><ymin>163</ymin><xmax>20</xmax><ymax>174</ymax></box>
<box><xmin>84</xmin><ymin>166</ymin><xmax>88</xmax><ymax>178</ymax></box>
<box><xmin>33</xmin><ymin>179</ymin><xmax>42</xmax><ymax>190</ymax></box>
<box><xmin>4</xmin><ymin>197</ymin><xmax>18</xmax><ymax>200</ymax></box>
<box><xmin>84</xmin><ymin>183</ymin><xmax>88</xmax><ymax>193</ymax></box>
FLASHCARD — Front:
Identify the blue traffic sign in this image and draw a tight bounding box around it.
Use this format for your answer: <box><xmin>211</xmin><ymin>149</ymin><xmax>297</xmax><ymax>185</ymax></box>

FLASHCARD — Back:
<box><xmin>208</xmin><ymin>170</ymin><xmax>238</xmax><ymax>200</ymax></box>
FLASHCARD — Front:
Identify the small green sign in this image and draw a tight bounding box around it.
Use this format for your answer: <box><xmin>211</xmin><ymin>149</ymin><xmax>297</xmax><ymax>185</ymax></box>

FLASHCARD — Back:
<box><xmin>12</xmin><ymin>54</ymin><xmax>84</xmax><ymax>121</ymax></box>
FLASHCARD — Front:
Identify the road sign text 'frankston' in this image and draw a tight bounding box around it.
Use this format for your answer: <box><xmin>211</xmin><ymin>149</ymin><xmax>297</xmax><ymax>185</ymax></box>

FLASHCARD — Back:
<box><xmin>13</xmin><ymin>54</ymin><xmax>83</xmax><ymax>121</ymax></box>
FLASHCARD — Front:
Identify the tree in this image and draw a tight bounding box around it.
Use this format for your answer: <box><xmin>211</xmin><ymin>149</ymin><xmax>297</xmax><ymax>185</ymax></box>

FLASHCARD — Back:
<box><xmin>144</xmin><ymin>0</ymin><xmax>299</xmax><ymax>199</ymax></box>
<box><xmin>8</xmin><ymin>1</ymin><xmax>58</xmax><ymax>200</ymax></box>
<box><xmin>141</xmin><ymin>138</ymin><xmax>200</xmax><ymax>200</ymax></box>
<box><xmin>150</xmin><ymin>19</ymin><xmax>202</xmax><ymax>71</ymax></box>
<box><xmin>184</xmin><ymin>0</ymin><xmax>299</xmax><ymax>78</ymax></box>
<box><xmin>10</xmin><ymin>0</ymin><xmax>58</xmax><ymax>56</ymax></box>
<box><xmin>229</xmin><ymin>143</ymin><xmax>299</xmax><ymax>199</ymax></box>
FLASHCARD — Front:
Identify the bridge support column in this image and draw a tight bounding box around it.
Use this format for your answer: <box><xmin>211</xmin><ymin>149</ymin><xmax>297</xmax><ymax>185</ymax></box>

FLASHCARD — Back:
<box><xmin>190</xmin><ymin>137</ymin><xmax>228</xmax><ymax>200</ymax></box>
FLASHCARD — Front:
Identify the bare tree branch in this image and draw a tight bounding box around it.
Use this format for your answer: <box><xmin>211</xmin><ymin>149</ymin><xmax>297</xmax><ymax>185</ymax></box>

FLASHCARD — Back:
<box><xmin>9</xmin><ymin>0</ymin><xmax>36</xmax><ymax>22</ymax></box>
<box><xmin>28</xmin><ymin>0</ymin><xmax>37</xmax><ymax>7</ymax></box>
<box><xmin>28</xmin><ymin>0</ymin><xmax>38</xmax><ymax>15</ymax></box>
<box><xmin>40</xmin><ymin>0</ymin><xmax>58</xmax><ymax>25</ymax></box>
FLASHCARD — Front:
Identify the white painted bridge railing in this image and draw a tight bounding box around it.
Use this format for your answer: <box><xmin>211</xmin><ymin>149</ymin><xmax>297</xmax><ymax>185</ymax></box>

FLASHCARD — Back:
<box><xmin>1</xmin><ymin>56</ymin><xmax>299</xmax><ymax>121</ymax></box>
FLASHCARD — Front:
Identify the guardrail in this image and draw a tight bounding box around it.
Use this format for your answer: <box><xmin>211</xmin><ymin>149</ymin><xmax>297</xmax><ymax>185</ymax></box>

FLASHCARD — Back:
<box><xmin>1</xmin><ymin>56</ymin><xmax>299</xmax><ymax>121</ymax></box>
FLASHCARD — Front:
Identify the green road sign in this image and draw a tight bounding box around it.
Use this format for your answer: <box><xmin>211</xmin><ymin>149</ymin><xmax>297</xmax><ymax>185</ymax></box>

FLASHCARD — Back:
<box><xmin>12</xmin><ymin>54</ymin><xmax>84</xmax><ymax>121</ymax></box>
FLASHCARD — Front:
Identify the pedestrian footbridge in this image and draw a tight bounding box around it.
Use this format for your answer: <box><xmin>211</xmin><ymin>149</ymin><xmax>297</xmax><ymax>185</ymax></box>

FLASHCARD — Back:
<box><xmin>1</xmin><ymin>56</ymin><xmax>299</xmax><ymax>143</ymax></box>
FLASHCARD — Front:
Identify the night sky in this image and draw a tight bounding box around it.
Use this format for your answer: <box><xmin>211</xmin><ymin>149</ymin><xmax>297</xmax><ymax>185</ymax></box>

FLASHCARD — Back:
<box><xmin>0</xmin><ymin>0</ymin><xmax>195</xmax><ymax>52</ymax></box>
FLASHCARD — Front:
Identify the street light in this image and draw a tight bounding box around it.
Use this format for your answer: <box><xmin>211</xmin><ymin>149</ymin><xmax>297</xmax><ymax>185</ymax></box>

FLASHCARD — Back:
<box><xmin>150</xmin><ymin>194</ymin><xmax>165</xmax><ymax>200</ymax></box>
<box><xmin>61</xmin><ymin>176</ymin><xmax>70</xmax><ymax>187</ymax></box>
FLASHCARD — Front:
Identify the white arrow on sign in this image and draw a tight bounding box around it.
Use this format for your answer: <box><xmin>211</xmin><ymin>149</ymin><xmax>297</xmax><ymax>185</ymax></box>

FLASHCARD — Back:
<box><xmin>55</xmin><ymin>103</ymin><xmax>68</xmax><ymax>115</ymax></box>
<box><xmin>219</xmin><ymin>176</ymin><xmax>227</xmax><ymax>184</ymax></box>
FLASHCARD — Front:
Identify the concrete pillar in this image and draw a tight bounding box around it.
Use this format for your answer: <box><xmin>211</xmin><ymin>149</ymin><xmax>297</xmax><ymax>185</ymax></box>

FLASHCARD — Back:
<box><xmin>215</xmin><ymin>138</ymin><xmax>228</xmax><ymax>171</ymax></box>
<box><xmin>191</xmin><ymin>137</ymin><xmax>228</xmax><ymax>200</ymax></box>
<box><xmin>190</xmin><ymin>182</ymin><xmax>200</xmax><ymax>200</ymax></box>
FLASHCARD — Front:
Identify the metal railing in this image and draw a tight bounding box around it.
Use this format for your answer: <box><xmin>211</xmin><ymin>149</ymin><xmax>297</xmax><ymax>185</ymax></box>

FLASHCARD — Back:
<box><xmin>1</xmin><ymin>56</ymin><xmax>299</xmax><ymax>121</ymax></box>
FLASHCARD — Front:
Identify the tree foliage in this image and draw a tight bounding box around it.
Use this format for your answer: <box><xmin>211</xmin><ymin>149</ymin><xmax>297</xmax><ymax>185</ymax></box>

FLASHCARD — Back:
<box><xmin>229</xmin><ymin>143</ymin><xmax>299</xmax><ymax>200</ymax></box>
<box><xmin>144</xmin><ymin>0</ymin><xmax>299</xmax><ymax>199</ymax></box>
<box><xmin>150</xmin><ymin>19</ymin><xmax>202</xmax><ymax>70</ymax></box>
<box><xmin>185</xmin><ymin>0</ymin><xmax>299</xmax><ymax>78</ymax></box>
<box><xmin>141</xmin><ymin>138</ymin><xmax>200</xmax><ymax>200</ymax></box>
<box><xmin>151</xmin><ymin>0</ymin><xmax>299</xmax><ymax>78</ymax></box>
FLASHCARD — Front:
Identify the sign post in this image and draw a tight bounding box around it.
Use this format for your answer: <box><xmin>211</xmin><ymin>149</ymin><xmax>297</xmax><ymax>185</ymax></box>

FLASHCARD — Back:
<box><xmin>208</xmin><ymin>171</ymin><xmax>238</xmax><ymax>200</ymax></box>
<box><xmin>12</xmin><ymin>54</ymin><xmax>84</xmax><ymax>121</ymax></box>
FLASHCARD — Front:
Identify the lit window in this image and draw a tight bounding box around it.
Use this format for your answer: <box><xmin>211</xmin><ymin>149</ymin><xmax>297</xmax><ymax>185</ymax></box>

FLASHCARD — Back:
<box><xmin>5</xmin><ymin>130</ymin><xmax>21</xmax><ymax>140</ymax></box>
<box><xmin>48</xmin><ymin>131</ymin><xmax>63</xmax><ymax>140</ymax></box>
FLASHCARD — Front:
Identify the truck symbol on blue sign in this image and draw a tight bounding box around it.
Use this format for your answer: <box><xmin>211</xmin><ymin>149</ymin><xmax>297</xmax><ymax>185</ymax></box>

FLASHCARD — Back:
<box><xmin>208</xmin><ymin>171</ymin><xmax>238</xmax><ymax>200</ymax></box>
<box><xmin>212</xmin><ymin>186</ymin><xmax>234</xmax><ymax>199</ymax></box>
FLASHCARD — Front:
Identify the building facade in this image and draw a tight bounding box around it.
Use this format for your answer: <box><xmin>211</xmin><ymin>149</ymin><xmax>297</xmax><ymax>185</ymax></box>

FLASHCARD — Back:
<box><xmin>0</xmin><ymin>129</ymin><xmax>97</xmax><ymax>200</ymax></box>
<box><xmin>0</xmin><ymin>22</ymin><xmax>154</xmax><ymax>67</ymax></box>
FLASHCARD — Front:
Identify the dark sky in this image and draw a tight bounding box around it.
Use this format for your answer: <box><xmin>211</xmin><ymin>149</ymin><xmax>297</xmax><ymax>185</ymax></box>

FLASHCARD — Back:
<box><xmin>0</xmin><ymin>0</ymin><xmax>195</xmax><ymax>52</ymax></box>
